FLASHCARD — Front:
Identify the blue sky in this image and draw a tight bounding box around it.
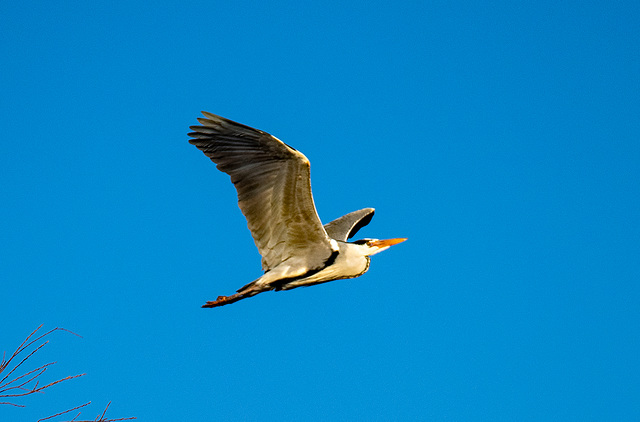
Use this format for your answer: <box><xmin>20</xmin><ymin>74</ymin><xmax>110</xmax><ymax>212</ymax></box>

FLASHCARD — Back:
<box><xmin>1</xmin><ymin>0</ymin><xmax>639</xmax><ymax>420</ymax></box>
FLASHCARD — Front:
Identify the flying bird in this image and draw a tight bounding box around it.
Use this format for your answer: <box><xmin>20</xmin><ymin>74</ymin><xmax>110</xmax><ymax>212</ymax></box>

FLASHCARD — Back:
<box><xmin>188</xmin><ymin>112</ymin><xmax>406</xmax><ymax>308</ymax></box>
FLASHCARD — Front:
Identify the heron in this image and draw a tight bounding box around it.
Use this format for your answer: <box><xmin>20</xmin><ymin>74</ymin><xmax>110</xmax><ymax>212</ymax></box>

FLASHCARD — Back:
<box><xmin>188</xmin><ymin>112</ymin><xmax>406</xmax><ymax>308</ymax></box>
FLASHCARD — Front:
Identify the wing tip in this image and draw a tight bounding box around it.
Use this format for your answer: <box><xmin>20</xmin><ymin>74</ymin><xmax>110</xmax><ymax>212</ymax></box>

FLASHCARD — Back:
<box><xmin>201</xmin><ymin>110</ymin><xmax>217</xmax><ymax>119</ymax></box>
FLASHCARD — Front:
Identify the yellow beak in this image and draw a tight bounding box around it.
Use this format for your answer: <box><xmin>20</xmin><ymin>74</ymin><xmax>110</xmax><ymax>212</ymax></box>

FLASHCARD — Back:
<box><xmin>369</xmin><ymin>238</ymin><xmax>408</xmax><ymax>248</ymax></box>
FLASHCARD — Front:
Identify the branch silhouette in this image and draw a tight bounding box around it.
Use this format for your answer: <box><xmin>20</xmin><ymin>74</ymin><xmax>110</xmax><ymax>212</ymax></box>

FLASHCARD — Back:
<box><xmin>1</xmin><ymin>325</ymin><xmax>135</xmax><ymax>421</ymax></box>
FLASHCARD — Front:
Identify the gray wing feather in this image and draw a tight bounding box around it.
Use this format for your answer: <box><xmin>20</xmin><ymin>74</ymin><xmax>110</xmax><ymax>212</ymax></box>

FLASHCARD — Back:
<box><xmin>188</xmin><ymin>112</ymin><xmax>334</xmax><ymax>272</ymax></box>
<box><xmin>324</xmin><ymin>208</ymin><xmax>375</xmax><ymax>241</ymax></box>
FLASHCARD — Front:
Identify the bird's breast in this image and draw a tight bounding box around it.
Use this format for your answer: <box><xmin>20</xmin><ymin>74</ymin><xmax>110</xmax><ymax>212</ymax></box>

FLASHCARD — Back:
<box><xmin>278</xmin><ymin>244</ymin><xmax>370</xmax><ymax>290</ymax></box>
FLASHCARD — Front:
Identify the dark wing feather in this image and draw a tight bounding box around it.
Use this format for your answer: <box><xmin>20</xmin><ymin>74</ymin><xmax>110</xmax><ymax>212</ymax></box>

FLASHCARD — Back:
<box><xmin>188</xmin><ymin>112</ymin><xmax>334</xmax><ymax>271</ymax></box>
<box><xmin>324</xmin><ymin>208</ymin><xmax>375</xmax><ymax>241</ymax></box>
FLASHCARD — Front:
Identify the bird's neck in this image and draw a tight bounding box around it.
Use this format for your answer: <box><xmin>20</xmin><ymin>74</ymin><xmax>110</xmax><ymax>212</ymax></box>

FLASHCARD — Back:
<box><xmin>334</xmin><ymin>241</ymin><xmax>371</xmax><ymax>279</ymax></box>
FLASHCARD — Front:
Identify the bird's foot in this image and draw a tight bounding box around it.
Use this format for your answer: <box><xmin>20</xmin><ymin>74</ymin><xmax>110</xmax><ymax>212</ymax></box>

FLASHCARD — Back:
<box><xmin>202</xmin><ymin>295</ymin><xmax>230</xmax><ymax>308</ymax></box>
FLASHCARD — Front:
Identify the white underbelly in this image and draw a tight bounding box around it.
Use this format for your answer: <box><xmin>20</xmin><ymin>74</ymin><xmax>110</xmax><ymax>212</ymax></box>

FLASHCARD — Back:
<box><xmin>279</xmin><ymin>253</ymin><xmax>369</xmax><ymax>290</ymax></box>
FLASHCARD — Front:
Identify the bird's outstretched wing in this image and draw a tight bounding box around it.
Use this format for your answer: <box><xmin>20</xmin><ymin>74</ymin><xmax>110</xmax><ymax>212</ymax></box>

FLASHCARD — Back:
<box><xmin>188</xmin><ymin>112</ymin><xmax>334</xmax><ymax>272</ymax></box>
<box><xmin>324</xmin><ymin>208</ymin><xmax>375</xmax><ymax>241</ymax></box>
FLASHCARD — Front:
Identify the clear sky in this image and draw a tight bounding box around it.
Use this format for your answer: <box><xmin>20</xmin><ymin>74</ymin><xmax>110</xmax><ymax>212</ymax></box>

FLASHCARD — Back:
<box><xmin>1</xmin><ymin>0</ymin><xmax>639</xmax><ymax>420</ymax></box>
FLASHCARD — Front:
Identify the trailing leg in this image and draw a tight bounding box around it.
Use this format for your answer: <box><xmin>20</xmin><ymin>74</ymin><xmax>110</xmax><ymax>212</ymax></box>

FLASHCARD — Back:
<box><xmin>201</xmin><ymin>284</ymin><xmax>265</xmax><ymax>308</ymax></box>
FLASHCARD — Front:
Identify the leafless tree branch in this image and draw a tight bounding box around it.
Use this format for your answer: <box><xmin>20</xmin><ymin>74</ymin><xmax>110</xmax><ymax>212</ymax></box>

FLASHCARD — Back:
<box><xmin>1</xmin><ymin>326</ymin><xmax>135</xmax><ymax>421</ymax></box>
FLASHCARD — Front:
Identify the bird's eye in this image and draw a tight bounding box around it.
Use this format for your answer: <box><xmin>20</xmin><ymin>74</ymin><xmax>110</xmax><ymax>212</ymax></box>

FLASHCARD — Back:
<box><xmin>353</xmin><ymin>239</ymin><xmax>369</xmax><ymax>245</ymax></box>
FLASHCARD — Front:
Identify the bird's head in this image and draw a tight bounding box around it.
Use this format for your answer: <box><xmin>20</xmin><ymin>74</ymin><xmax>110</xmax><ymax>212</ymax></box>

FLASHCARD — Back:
<box><xmin>352</xmin><ymin>237</ymin><xmax>407</xmax><ymax>256</ymax></box>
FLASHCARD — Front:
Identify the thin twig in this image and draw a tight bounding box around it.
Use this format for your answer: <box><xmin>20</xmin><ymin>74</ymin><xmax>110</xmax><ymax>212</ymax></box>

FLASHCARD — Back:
<box><xmin>37</xmin><ymin>402</ymin><xmax>91</xmax><ymax>422</ymax></box>
<box><xmin>2</xmin><ymin>326</ymin><xmax>134</xmax><ymax>421</ymax></box>
<box><xmin>1</xmin><ymin>326</ymin><xmax>85</xmax><ymax>407</ymax></box>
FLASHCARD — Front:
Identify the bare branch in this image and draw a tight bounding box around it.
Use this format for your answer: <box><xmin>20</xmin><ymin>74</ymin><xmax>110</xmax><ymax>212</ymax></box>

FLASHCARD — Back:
<box><xmin>37</xmin><ymin>402</ymin><xmax>91</xmax><ymax>422</ymax></box>
<box><xmin>0</xmin><ymin>326</ymin><xmax>84</xmax><ymax>407</ymax></box>
<box><xmin>45</xmin><ymin>401</ymin><xmax>136</xmax><ymax>422</ymax></box>
<box><xmin>1</xmin><ymin>326</ymin><xmax>134</xmax><ymax>421</ymax></box>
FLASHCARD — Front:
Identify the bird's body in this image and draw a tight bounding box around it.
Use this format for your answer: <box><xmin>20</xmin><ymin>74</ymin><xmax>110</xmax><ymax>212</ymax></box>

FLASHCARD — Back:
<box><xmin>188</xmin><ymin>112</ymin><xmax>406</xmax><ymax>308</ymax></box>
